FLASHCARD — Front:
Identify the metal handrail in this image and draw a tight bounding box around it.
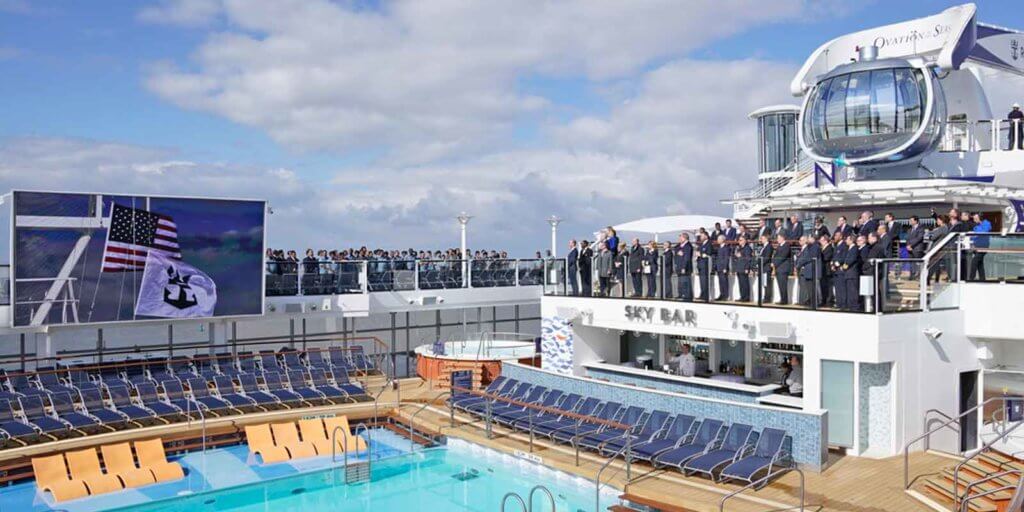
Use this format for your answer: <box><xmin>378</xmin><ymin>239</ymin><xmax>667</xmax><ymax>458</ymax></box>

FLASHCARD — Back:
<box><xmin>183</xmin><ymin>396</ymin><xmax>207</xmax><ymax>494</ymax></box>
<box><xmin>330</xmin><ymin>422</ymin><xmax>370</xmax><ymax>483</ymax></box>
<box><xmin>919</xmin><ymin>232</ymin><xmax>960</xmax><ymax>311</ymax></box>
<box><xmin>528</xmin><ymin>485</ymin><xmax>556</xmax><ymax>512</ymax></box>
<box><xmin>960</xmin><ymin>484</ymin><xmax>1018</xmax><ymax>512</ymax></box>
<box><xmin>594</xmin><ymin>436</ymin><xmax>633</xmax><ymax>512</ymax></box>
<box><xmin>923</xmin><ymin>408</ymin><xmax>958</xmax><ymax>450</ymax></box>
<box><xmin>407</xmin><ymin>391</ymin><xmax>451</xmax><ymax>451</ymax></box>
<box><xmin>718</xmin><ymin>467</ymin><xmax>804</xmax><ymax>512</ymax></box>
<box><xmin>502</xmin><ymin>492</ymin><xmax>528</xmax><ymax>512</ymax></box>
<box><xmin>958</xmin><ymin>469</ymin><xmax>1021</xmax><ymax>512</ymax></box>
<box><xmin>905</xmin><ymin>396</ymin><xmax>1019</xmax><ymax>489</ymax></box>
<box><xmin>954</xmin><ymin>420</ymin><xmax>1024</xmax><ymax>508</ymax></box>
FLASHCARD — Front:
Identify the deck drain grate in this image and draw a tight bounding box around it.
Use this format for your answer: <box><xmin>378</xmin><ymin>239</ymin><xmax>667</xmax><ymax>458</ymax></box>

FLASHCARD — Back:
<box><xmin>451</xmin><ymin>470</ymin><xmax>480</xmax><ymax>481</ymax></box>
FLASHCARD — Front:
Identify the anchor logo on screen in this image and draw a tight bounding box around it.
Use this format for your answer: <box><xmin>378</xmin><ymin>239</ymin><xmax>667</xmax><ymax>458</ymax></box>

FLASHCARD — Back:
<box><xmin>163</xmin><ymin>266</ymin><xmax>198</xmax><ymax>309</ymax></box>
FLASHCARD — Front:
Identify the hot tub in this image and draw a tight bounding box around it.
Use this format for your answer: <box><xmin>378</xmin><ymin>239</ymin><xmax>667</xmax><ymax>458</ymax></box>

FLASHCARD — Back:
<box><xmin>415</xmin><ymin>336</ymin><xmax>539</xmax><ymax>384</ymax></box>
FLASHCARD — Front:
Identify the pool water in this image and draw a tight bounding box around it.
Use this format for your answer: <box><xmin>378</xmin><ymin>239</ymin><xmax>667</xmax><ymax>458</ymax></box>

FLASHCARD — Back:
<box><xmin>109</xmin><ymin>439</ymin><xmax>616</xmax><ymax>512</ymax></box>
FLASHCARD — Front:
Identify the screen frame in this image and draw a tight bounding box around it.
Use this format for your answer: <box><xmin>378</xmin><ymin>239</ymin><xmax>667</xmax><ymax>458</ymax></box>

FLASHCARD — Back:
<box><xmin>9</xmin><ymin>189</ymin><xmax>268</xmax><ymax>329</ymax></box>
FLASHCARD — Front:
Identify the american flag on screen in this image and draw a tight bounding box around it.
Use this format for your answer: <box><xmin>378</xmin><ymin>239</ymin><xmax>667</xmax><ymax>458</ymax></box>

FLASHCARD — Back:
<box><xmin>100</xmin><ymin>204</ymin><xmax>182</xmax><ymax>272</ymax></box>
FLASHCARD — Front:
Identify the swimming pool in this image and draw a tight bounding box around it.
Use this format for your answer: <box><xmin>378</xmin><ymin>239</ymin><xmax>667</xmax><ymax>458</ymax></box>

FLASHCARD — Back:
<box><xmin>106</xmin><ymin>438</ymin><xmax>616</xmax><ymax>512</ymax></box>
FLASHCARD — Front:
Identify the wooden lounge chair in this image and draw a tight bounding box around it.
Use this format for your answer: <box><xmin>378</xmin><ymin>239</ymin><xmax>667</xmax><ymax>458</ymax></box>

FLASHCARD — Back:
<box><xmin>271</xmin><ymin>421</ymin><xmax>317</xmax><ymax>459</ymax></box>
<box><xmin>65</xmin><ymin>447</ymin><xmax>123</xmax><ymax>496</ymax></box>
<box><xmin>297</xmin><ymin>418</ymin><xmax>334</xmax><ymax>455</ymax></box>
<box><xmin>100</xmin><ymin>442</ymin><xmax>157</xmax><ymax>487</ymax></box>
<box><xmin>244</xmin><ymin>424</ymin><xmax>290</xmax><ymax>464</ymax></box>
<box><xmin>31</xmin><ymin>453</ymin><xmax>89</xmax><ymax>503</ymax></box>
<box><xmin>133</xmin><ymin>438</ymin><xmax>185</xmax><ymax>482</ymax></box>
<box><xmin>323</xmin><ymin>415</ymin><xmax>368</xmax><ymax>452</ymax></box>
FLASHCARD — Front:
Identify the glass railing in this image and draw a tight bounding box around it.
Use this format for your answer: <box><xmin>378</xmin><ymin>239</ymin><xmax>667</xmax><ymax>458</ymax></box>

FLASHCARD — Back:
<box><xmin>937</xmin><ymin>119</ymin><xmax>1024</xmax><ymax>152</ymax></box>
<box><xmin>962</xmin><ymin>234</ymin><xmax>1024</xmax><ymax>284</ymax></box>
<box><xmin>548</xmin><ymin>242</ymin><xmax>941</xmax><ymax>314</ymax></box>
<box><xmin>0</xmin><ymin>265</ymin><xmax>8</xmax><ymax>306</ymax></box>
<box><xmin>263</xmin><ymin>259</ymin><xmax>549</xmax><ymax>296</ymax></box>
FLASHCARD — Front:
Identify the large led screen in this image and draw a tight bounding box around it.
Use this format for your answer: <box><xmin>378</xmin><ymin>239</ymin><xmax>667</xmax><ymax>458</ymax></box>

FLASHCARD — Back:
<box><xmin>11</xmin><ymin>191</ymin><xmax>266</xmax><ymax>327</ymax></box>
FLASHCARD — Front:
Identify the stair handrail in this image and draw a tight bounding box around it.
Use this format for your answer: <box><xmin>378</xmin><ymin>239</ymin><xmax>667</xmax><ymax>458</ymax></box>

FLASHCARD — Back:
<box><xmin>594</xmin><ymin>435</ymin><xmax>633</xmax><ymax>512</ymax></box>
<box><xmin>905</xmin><ymin>396</ymin><xmax>1018</xmax><ymax>489</ymax></box>
<box><xmin>918</xmin><ymin>232</ymin><xmax>961</xmax><ymax>311</ymax></box>
<box><xmin>955</xmin><ymin>420</ymin><xmax>1024</xmax><ymax>508</ymax></box>
<box><xmin>958</xmin><ymin>469</ymin><xmax>1020</xmax><ymax>512</ymax></box>
<box><xmin>502</xmin><ymin>492</ymin><xmax>528</xmax><ymax>512</ymax></box>
<box><xmin>718</xmin><ymin>466</ymin><xmax>804</xmax><ymax>512</ymax></box>
<box><xmin>924</xmin><ymin>408</ymin><xmax>959</xmax><ymax>450</ymax></box>
<box><xmin>407</xmin><ymin>390</ymin><xmax>451</xmax><ymax>451</ymax></box>
<box><xmin>529</xmin><ymin>485</ymin><xmax>556</xmax><ymax>512</ymax></box>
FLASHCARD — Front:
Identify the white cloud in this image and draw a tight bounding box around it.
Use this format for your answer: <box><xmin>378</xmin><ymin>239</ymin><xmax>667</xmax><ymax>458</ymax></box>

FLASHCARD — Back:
<box><xmin>138</xmin><ymin>0</ymin><xmax>222</xmax><ymax>27</ymax></box>
<box><xmin>143</xmin><ymin>0</ymin><xmax>808</xmax><ymax>161</ymax></box>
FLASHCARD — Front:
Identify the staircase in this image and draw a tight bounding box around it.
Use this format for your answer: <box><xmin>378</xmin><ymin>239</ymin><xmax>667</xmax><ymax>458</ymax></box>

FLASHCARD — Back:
<box><xmin>344</xmin><ymin>460</ymin><xmax>371</xmax><ymax>484</ymax></box>
<box><xmin>918</xmin><ymin>450</ymin><xmax>1024</xmax><ymax>512</ymax></box>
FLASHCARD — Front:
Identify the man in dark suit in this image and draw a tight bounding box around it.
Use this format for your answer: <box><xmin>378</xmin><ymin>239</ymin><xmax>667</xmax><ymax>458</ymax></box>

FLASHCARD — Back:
<box><xmin>661</xmin><ymin>241</ymin><xmax>674</xmax><ymax>299</ymax></box>
<box><xmin>758</xmin><ymin>234</ymin><xmax>774</xmax><ymax>303</ymax></box>
<box><xmin>772</xmin><ymin>233</ymin><xmax>792</xmax><ymax>304</ymax></box>
<box><xmin>734</xmin><ymin>236</ymin><xmax>753</xmax><ymax>301</ymax></box>
<box><xmin>714</xmin><ymin>235</ymin><xmax>730</xmax><ymax>301</ymax></box>
<box><xmin>643</xmin><ymin>241</ymin><xmax>659</xmax><ymax>298</ymax></box>
<box><xmin>724</xmin><ymin>219</ymin><xmax>738</xmax><ymax>241</ymax></box>
<box><xmin>832</xmin><ymin>232</ymin><xmax>847</xmax><ymax>310</ymax></box>
<box><xmin>578</xmin><ymin>240</ymin><xmax>593</xmax><ymax>296</ymax></box>
<box><xmin>818</xmin><ymin>233</ymin><xmax>834</xmax><ymax>307</ymax></box>
<box><xmin>844</xmin><ymin>235</ymin><xmax>862</xmax><ymax>311</ymax></box>
<box><xmin>696</xmin><ymin>233</ymin><xmax>713</xmax><ymax>301</ymax></box>
<box><xmin>673</xmin><ymin>233</ymin><xmax>694</xmax><ymax>301</ymax></box>
<box><xmin>878</xmin><ymin>224</ymin><xmax>895</xmax><ymax>259</ymax></box>
<box><xmin>773</xmin><ymin>219</ymin><xmax>785</xmax><ymax>239</ymax></box>
<box><xmin>906</xmin><ymin>215</ymin><xmax>925</xmax><ymax>258</ymax></box>
<box><xmin>756</xmin><ymin>218</ymin><xmax>772</xmax><ymax>241</ymax></box>
<box><xmin>787</xmin><ymin>214</ymin><xmax>804</xmax><ymax>240</ymax></box>
<box><xmin>866</xmin><ymin>232</ymin><xmax>887</xmax><ymax>307</ymax></box>
<box><xmin>834</xmin><ymin>215</ymin><xmax>853</xmax><ymax>239</ymax></box>
<box><xmin>628</xmin><ymin>238</ymin><xmax>644</xmax><ymax>297</ymax></box>
<box><xmin>566</xmin><ymin>239</ymin><xmax>579</xmax><ymax>296</ymax></box>
<box><xmin>795</xmin><ymin>236</ymin><xmax>819</xmax><ymax>306</ymax></box>
<box><xmin>858</xmin><ymin>211</ymin><xmax>879</xmax><ymax>237</ymax></box>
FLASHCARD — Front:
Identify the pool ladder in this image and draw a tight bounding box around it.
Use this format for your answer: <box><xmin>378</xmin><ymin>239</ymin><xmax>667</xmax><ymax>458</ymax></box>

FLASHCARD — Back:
<box><xmin>332</xmin><ymin>423</ymin><xmax>373</xmax><ymax>484</ymax></box>
<box><xmin>501</xmin><ymin>485</ymin><xmax>555</xmax><ymax>512</ymax></box>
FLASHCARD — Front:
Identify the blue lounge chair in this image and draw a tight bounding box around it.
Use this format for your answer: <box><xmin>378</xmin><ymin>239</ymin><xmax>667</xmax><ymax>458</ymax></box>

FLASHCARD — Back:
<box><xmin>600</xmin><ymin>409</ymin><xmax>671</xmax><ymax>456</ymax></box>
<box><xmin>653</xmin><ymin>419</ymin><xmax>725</xmax><ymax>469</ymax></box>
<box><xmin>105</xmin><ymin>383</ymin><xmax>160</xmax><ymax>423</ymax></box>
<box><xmin>214</xmin><ymin>353</ymin><xmax>239</xmax><ymax>377</ymax></box>
<box><xmin>453</xmin><ymin>377</ymin><xmax>513</xmax><ymax>411</ymax></box>
<box><xmin>212</xmin><ymin>376</ymin><xmax>259</xmax><ymax>410</ymax></box>
<box><xmin>238</xmin><ymin>353</ymin><xmax>260</xmax><ymax>374</ymax></box>
<box><xmin>48</xmin><ymin>391</ymin><xmax>104</xmax><ymax>433</ymax></box>
<box><xmin>0</xmin><ymin>398</ymin><xmax>38</xmax><ymax>441</ymax></box>
<box><xmin>550</xmin><ymin>402</ymin><xmax>623</xmax><ymax>444</ymax></box>
<box><xmin>237</xmin><ymin>373</ymin><xmax>284</xmax><ymax>408</ymax></box>
<box><xmin>35</xmin><ymin>367</ymin><xmax>76</xmax><ymax>394</ymax></box>
<box><xmin>349</xmin><ymin>347</ymin><xmax>375</xmax><ymax>373</ymax></box>
<box><xmin>259</xmin><ymin>351</ymin><xmax>284</xmax><ymax>374</ymax></box>
<box><xmin>683</xmin><ymin>423</ymin><xmax>756</xmax><ymax>480</ymax></box>
<box><xmin>331</xmin><ymin>367</ymin><xmax>367</xmax><ymax>398</ymax></box>
<box><xmin>497</xmin><ymin>389</ymin><xmax>564</xmax><ymax>427</ymax></box>
<box><xmin>576</xmin><ymin>405</ymin><xmax>646</xmax><ymax>451</ymax></box>
<box><xmin>262</xmin><ymin>371</ymin><xmax>305</xmax><ymax>404</ymax></box>
<box><xmin>184</xmin><ymin>377</ymin><xmax>236</xmax><ymax>415</ymax></box>
<box><xmin>19</xmin><ymin>395</ymin><xmax>70</xmax><ymax>437</ymax></box>
<box><xmin>133</xmin><ymin>382</ymin><xmax>183</xmax><ymax>419</ymax></box>
<box><xmin>512</xmin><ymin>393</ymin><xmax>580</xmax><ymax>431</ymax></box>
<box><xmin>466</xmin><ymin>381</ymin><xmax>531</xmax><ymax>415</ymax></box>
<box><xmin>284</xmin><ymin>370</ymin><xmax>328</xmax><ymax>404</ymax></box>
<box><xmin>328</xmin><ymin>347</ymin><xmax>355</xmax><ymax>372</ymax></box>
<box><xmin>631</xmin><ymin>414</ymin><xmax>696</xmax><ymax>462</ymax></box>
<box><xmin>530</xmin><ymin>397</ymin><xmax>600</xmax><ymax>437</ymax></box>
<box><xmin>282</xmin><ymin>351</ymin><xmax>306</xmax><ymax>372</ymax></box>
<box><xmin>78</xmin><ymin>388</ymin><xmax>129</xmax><ymax>426</ymax></box>
<box><xmin>719</xmin><ymin>428</ymin><xmax>790</xmax><ymax>486</ymax></box>
<box><xmin>490</xmin><ymin>386</ymin><xmax>548</xmax><ymax>422</ymax></box>
<box><xmin>306</xmin><ymin>350</ymin><xmax>333</xmax><ymax>371</ymax></box>
<box><xmin>160</xmin><ymin>378</ymin><xmax>205</xmax><ymax>416</ymax></box>
<box><xmin>308</xmin><ymin>368</ymin><xmax>352</xmax><ymax>403</ymax></box>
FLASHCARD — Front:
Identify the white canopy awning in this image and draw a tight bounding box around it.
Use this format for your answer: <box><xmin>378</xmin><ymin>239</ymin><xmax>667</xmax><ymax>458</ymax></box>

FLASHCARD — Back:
<box><xmin>606</xmin><ymin>215</ymin><xmax>736</xmax><ymax>241</ymax></box>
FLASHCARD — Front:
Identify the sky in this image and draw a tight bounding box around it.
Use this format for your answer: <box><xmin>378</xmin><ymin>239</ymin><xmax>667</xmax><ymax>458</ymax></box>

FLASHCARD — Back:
<box><xmin>1</xmin><ymin>0</ymin><xmax>1022</xmax><ymax>257</ymax></box>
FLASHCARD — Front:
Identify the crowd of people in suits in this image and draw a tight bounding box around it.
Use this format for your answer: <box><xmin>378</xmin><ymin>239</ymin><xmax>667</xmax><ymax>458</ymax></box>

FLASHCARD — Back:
<box><xmin>265</xmin><ymin>247</ymin><xmax>520</xmax><ymax>276</ymax></box>
<box><xmin>562</xmin><ymin>207</ymin><xmax>993</xmax><ymax>311</ymax></box>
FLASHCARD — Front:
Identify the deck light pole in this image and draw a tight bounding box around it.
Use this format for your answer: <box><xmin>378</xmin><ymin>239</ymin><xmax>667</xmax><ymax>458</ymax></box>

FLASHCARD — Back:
<box><xmin>457</xmin><ymin>212</ymin><xmax>472</xmax><ymax>288</ymax></box>
<box><xmin>547</xmin><ymin>215</ymin><xmax>562</xmax><ymax>258</ymax></box>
